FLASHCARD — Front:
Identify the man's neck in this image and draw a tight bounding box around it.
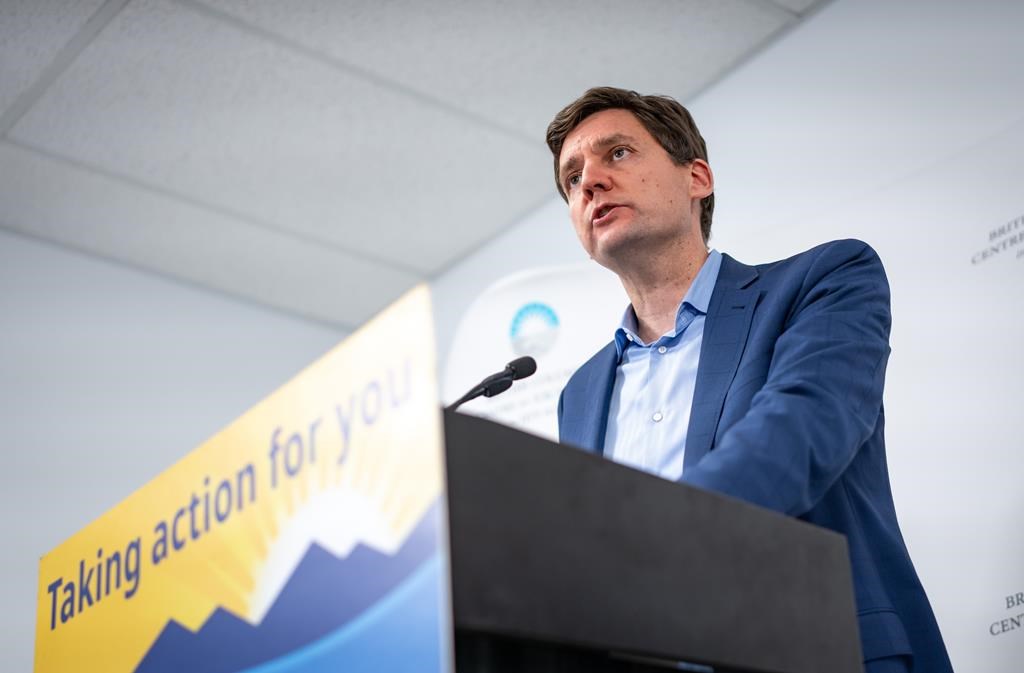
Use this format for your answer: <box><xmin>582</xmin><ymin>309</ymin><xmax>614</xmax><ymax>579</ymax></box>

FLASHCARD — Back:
<box><xmin>618</xmin><ymin>246</ymin><xmax>709</xmax><ymax>344</ymax></box>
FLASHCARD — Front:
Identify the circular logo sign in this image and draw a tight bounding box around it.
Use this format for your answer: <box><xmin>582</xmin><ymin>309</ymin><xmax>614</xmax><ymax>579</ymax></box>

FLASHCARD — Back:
<box><xmin>509</xmin><ymin>302</ymin><xmax>560</xmax><ymax>357</ymax></box>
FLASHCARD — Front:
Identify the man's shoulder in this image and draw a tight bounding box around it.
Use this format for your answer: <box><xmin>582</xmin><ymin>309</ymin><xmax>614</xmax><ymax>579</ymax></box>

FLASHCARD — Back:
<box><xmin>729</xmin><ymin>238</ymin><xmax>885</xmax><ymax>289</ymax></box>
<box><xmin>750</xmin><ymin>238</ymin><xmax>880</xmax><ymax>274</ymax></box>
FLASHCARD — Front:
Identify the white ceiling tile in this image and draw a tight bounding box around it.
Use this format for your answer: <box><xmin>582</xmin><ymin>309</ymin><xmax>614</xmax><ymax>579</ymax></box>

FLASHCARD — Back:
<box><xmin>0</xmin><ymin>141</ymin><xmax>420</xmax><ymax>327</ymax></box>
<box><xmin>0</xmin><ymin>0</ymin><xmax>107</xmax><ymax>118</ymax></box>
<box><xmin>198</xmin><ymin>0</ymin><xmax>793</xmax><ymax>139</ymax></box>
<box><xmin>9</xmin><ymin>0</ymin><xmax>553</xmax><ymax>275</ymax></box>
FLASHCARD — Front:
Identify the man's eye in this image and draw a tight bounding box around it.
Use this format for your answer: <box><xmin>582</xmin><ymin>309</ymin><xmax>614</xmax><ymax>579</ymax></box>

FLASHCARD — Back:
<box><xmin>566</xmin><ymin>174</ymin><xmax>581</xmax><ymax>189</ymax></box>
<box><xmin>612</xmin><ymin>147</ymin><xmax>630</xmax><ymax>160</ymax></box>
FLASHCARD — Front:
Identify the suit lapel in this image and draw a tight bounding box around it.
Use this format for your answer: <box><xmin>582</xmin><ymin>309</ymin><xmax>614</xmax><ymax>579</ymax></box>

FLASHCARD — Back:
<box><xmin>576</xmin><ymin>342</ymin><xmax>618</xmax><ymax>456</ymax></box>
<box><xmin>684</xmin><ymin>255</ymin><xmax>761</xmax><ymax>470</ymax></box>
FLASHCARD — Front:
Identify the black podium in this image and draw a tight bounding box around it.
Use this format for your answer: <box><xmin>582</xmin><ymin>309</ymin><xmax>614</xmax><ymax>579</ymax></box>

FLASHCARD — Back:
<box><xmin>443</xmin><ymin>410</ymin><xmax>862</xmax><ymax>673</ymax></box>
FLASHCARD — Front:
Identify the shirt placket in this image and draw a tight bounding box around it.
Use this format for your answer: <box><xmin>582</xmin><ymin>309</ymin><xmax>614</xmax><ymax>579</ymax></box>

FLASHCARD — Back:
<box><xmin>645</xmin><ymin>338</ymin><xmax>670</xmax><ymax>473</ymax></box>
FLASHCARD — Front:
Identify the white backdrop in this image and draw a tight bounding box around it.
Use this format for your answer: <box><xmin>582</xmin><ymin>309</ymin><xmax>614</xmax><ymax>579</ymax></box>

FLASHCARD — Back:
<box><xmin>715</xmin><ymin>121</ymin><xmax>1024</xmax><ymax>672</ymax></box>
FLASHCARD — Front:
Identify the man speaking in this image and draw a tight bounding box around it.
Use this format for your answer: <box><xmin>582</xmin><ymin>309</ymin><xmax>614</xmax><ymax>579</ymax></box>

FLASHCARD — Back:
<box><xmin>548</xmin><ymin>87</ymin><xmax>953</xmax><ymax>673</ymax></box>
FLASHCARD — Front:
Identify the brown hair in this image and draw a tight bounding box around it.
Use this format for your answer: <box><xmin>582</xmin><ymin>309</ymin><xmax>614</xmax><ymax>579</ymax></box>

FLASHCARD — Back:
<box><xmin>545</xmin><ymin>86</ymin><xmax>714</xmax><ymax>243</ymax></box>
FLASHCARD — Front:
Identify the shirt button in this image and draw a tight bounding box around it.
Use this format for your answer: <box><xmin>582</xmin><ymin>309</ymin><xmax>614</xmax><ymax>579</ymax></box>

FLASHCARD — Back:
<box><xmin>657</xmin><ymin>346</ymin><xmax>667</xmax><ymax>354</ymax></box>
<box><xmin>652</xmin><ymin>411</ymin><xmax>664</xmax><ymax>422</ymax></box>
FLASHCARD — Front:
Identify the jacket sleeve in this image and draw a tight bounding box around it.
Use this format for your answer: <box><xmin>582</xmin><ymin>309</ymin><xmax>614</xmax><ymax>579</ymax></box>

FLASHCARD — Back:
<box><xmin>556</xmin><ymin>388</ymin><xmax>565</xmax><ymax>441</ymax></box>
<box><xmin>680</xmin><ymin>240</ymin><xmax>892</xmax><ymax>516</ymax></box>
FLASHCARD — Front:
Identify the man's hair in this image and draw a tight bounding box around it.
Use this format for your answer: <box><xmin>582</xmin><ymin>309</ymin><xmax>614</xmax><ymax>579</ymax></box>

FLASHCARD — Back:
<box><xmin>545</xmin><ymin>86</ymin><xmax>714</xmax><ymax>243</ymax></box>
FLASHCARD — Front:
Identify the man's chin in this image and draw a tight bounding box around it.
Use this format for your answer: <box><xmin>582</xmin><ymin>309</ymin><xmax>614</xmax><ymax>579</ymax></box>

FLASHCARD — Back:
<box><xmin>591</xmin><ymin>236</ymin><xmax>640</xmax><ymax>271</ymax></box>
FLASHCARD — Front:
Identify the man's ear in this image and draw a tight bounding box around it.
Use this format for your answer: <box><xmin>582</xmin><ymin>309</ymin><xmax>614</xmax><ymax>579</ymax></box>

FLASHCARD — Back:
<box><xmin>689</xmin><ymin>159</ymin><xmax>714</xmax><ymax>200</ymax></box>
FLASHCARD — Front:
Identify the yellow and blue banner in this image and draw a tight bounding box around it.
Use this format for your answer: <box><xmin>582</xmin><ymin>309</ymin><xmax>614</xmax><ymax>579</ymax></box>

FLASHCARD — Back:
<box><xmin>34</xmin><ymin>286</ymin><xmax>450</xmax><ymax>673</ymax></box>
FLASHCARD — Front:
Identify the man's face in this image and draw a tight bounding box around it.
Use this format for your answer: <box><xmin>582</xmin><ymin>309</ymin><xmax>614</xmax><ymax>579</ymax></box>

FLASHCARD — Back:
<box><xmin>557</xmin><ymin>109</ymin><xmax>711</xmax><ymax>271</ymax></box>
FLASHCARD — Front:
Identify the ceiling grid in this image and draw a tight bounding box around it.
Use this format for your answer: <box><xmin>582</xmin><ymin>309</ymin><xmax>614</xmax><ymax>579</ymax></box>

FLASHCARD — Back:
<box><xmin>0</xmin><ymin>0</ymin><xmax>825</xmax><ymax>327</ymax></box>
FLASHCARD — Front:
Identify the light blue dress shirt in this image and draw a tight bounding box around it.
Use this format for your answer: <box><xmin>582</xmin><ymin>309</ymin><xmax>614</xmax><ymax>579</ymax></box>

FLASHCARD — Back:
<box><xmin>603</xmin><ymin>250</ymin><xmax>723</xmax><ymax>481</ymax></box>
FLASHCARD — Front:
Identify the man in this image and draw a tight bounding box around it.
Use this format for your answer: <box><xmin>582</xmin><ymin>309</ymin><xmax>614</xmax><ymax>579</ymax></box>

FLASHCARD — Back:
<box><xmin>549</xmin><ymin>87</ymin><xmax>953</xmax><ymax>673</ymax></box>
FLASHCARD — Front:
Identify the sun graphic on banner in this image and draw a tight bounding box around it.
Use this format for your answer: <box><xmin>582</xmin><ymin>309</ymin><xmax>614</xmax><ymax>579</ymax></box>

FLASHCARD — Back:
<box><xmin>248</xmin><ymin>487</ymin><xmax>394</xmax><ymax>622</ymax></box>
<box><xmin>224</xmin><ymin>398</ymin><xmax>444</xmax><ymax>629</ymax></box>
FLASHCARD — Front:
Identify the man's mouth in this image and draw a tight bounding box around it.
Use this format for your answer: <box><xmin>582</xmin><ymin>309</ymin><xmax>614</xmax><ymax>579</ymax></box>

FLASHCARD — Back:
<box><xmin>592</xmin><ymin>204</ymin><xmax>624</xmax><ymax>225</ymax></box>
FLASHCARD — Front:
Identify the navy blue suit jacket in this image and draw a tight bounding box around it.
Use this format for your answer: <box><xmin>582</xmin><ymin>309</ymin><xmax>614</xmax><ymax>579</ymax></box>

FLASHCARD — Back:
<box><xmin>558</xmin><ymin>239</ymin><xmax>953</xmax><ymax>670</ymax></box>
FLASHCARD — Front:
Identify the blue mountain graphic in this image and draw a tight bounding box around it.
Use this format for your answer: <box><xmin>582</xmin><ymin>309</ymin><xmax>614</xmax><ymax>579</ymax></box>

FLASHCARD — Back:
<box><xmin>134</xmin><ymin>499</ymin><xmax>442</xmax><ymax>673</ymax></box>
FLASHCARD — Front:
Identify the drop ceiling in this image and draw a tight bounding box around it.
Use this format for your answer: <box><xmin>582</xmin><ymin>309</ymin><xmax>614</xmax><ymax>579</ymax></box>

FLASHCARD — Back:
<box><xmin>0</xmin><ymin>0</ymin><xmax>826</xmax><ymax>329</ymax></box>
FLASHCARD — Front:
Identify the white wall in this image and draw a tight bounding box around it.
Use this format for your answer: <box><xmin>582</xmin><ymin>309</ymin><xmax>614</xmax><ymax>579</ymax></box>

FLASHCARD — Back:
<box><xmin>0</xmin><ymin>229</ymin><xmax>344</xmax><ymax>671</ymax></box>
<box><xmin>432</xmin><ymin>1</ymin><xmax>1024</xmax><ymax>669</ymax></box>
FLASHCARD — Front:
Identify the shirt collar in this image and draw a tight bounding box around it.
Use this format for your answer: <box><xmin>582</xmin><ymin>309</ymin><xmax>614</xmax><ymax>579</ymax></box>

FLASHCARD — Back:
<box><xmin>614</xmin><ymin>249</ymin><xmax>723</xmax><ymax>356</ymax></box>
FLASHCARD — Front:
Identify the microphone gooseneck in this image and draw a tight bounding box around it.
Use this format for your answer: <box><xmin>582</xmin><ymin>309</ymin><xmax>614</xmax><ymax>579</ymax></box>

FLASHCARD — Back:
<box><xmin>447</xmin><ymin>356</ymin><xmax>537</xmax><ymax>412</ymax></box>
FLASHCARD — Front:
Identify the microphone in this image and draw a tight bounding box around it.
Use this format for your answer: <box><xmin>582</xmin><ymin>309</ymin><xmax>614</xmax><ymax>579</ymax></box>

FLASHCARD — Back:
<box><xmin>503</xmin><ymin>356</ymin><xmax>537</xmax><ymax>380</ymax></box>
<box><xmin>446</xmin><ymin>356</ymin><xmax>537</xmax><ymax>411</ymax></box>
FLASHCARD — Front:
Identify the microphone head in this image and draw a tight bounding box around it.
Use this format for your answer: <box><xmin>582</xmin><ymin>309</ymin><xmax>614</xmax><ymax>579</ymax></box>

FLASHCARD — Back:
<box><xmin>506</xmin><ymin>356</ymin><xmax>537</xmax><ymax>380</ymax></box>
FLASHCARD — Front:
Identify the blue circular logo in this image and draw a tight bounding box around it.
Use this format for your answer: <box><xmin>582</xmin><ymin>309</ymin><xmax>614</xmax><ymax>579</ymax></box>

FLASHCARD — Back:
<box><xmin>509</xmin><ymin>303</ymin><xmax>560</xmax><ymax>357</ymax></box>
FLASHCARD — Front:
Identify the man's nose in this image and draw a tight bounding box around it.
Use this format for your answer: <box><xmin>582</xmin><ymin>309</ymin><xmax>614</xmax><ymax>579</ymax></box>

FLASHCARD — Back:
<box><xmin>581</xmin><ymin>163</ymin><xmax>611</xmax><ymax>197</ymax></box>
